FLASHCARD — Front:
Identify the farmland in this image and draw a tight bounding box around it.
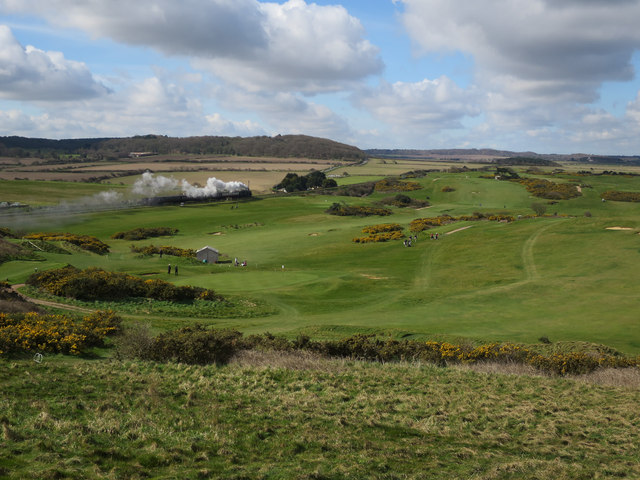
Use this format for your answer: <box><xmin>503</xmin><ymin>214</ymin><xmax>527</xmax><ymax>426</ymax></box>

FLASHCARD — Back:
<box><xmin>1</xmin><ymin>152</ymin><xmax>640</xmax><ymax>479</ymax></box>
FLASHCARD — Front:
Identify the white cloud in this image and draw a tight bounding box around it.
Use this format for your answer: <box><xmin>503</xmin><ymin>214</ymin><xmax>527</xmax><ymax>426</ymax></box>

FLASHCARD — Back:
<box><xmin>1</xmin><ymin>0</ymin><xmax>383</xmax><ymax>93</ymax></box>
<box><xmin>205</xmin><ymin>113</ymin><xmax>266</xmax><ymax>137</ymax></box>
<box><xmin>398</xmin><ymin>0</ymin><xmax>640</xmax><ymax>104</ymax></box>
<box><xmin>354</xmin><ymin>76</ymin><xmax>482</xmax><ymax>129</ymax></box>
<box><xmin>0</xmin><ymin>0</ymin><xmax>266</xmax><ymax>59</ymax></box>
<box><xmin>0</xmin><ymin>74</ymin><xmax>265</xmax><ymax>139</ymax></box>
<box><xmin>0</xmin><ymin>25</ymin><xmax>108</xmax><ymax>101</ymax></box>
<box><xmin>214</xmin><ymin>87</ymin><xmax>354</xmax><ymax>140</ymax></box>
<box><xmin>197</xmin><ymin>0</ymin><xmax>382</xmax><ymax>92</ymax></box>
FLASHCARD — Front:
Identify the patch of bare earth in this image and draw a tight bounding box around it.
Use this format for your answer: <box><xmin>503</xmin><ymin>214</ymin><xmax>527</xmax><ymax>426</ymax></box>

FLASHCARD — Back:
<box><xmin>10</xmin><ymin>284</ymin><xmax>94</xmax><ymax>313</ymax></box>
<box><xmin>446</xmin><ymin>226</ymin><xmax>473</xmax><ymax>235</ymax></box>
<box><xmin>360</xmin><ymin>273</ymin><xmax>388</xmax><ymax>280</ymax></box>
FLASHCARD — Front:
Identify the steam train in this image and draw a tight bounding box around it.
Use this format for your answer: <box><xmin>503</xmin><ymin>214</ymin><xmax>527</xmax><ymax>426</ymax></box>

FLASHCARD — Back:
<box><xmin>141</xmin><ymin>188</ymin><xmax>252</xmax><ymax>206</ymax></box>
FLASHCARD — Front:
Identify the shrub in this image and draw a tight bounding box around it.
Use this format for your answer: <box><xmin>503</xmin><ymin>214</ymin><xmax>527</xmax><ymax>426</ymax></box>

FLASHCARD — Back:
<box><xmin>584</xmin><ymin>211</ymin><xmax>592</xmax><ymax>217</ymax></box>
<box><xmin>0</xmin><ymin>310</ymin><xmax>122</xmax><ymax>356</ymax></box>
<box><xmin>374</xmin><ymin>179</ymin><xmax>422</xmax><ymax>192</ymax></box>
<box><xmin>361</xmin><ymin>223</ymin><xmax>403</xmax><ymax>234</ymax></box>
<box><xmin>23</xmin><ymin>232</ymin><xmax>110</xmax><ymax>254</ymax></box>
<box><xmin>600</xmin><ymin>190</ymin><xmax>640</xmax><ymax>202</ymax></box>
<box><xmin>354</xmin><ymin>223</ymin><xmax>405</xmax><ymax>243</ymax></box>
<box><xmin>441</xmin><ymin>186</ymin><xmax>455</xmax><ymax>192</ymax></box>
<box><xmin>149</xmin><ymin>325</ymin><xmax>241</xmax><ymax>365</ymax></box>
<box><xmin>353</xmin><ymin>231</ymin><xmax>405</xmax><ymax>243</ymax></box>
<box><xmin>518</xmin><ymin>178</ymin><xmax>581</xmax><ymax>200</ymax></box>
<box><xmin>0</xmin><ymin>227</ymin><xmax>15</xmax><ymax>238</ymax></box>
<box><xmin>409</xmin><ymin>214</ymin><xmax>515</xmax><ymax>233</ymax></box>
<box><xmin>378</xmin><ymin>194</ymin><xmax>430</xmax><ymax>208</ymax></box>
<box><xmin>130</xmin><ymin>244</ymin><xmax>195</xmax><ymax>258</ymax></box>
<box><xmin>531</xmin><ymin>202</ymin><xmax>547</xmax><ymax>216</ymax></box>
<box><xmin>325</xmin><ymin>203</ymin><xmax>392</xmax><ymax>217</ymax></box>
<box><xmin>114</xmin><ymin>323</ymin><xmax>155</xmax><ymax>360</ymax></box>
<box><xmin>26</xmin><ymin>266</ymin><xmax>219</xmax><ymax>302</ymax></box>
<box><xmin>111</xmin><ymin>227</ymin><xmax>178</xmax><ymax>240</ymax></box>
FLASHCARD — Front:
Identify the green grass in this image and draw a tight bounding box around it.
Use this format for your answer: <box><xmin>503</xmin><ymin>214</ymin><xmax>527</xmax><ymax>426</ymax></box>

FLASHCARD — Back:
<box><xmin>1</xmin><ymin>169</ymin><xmax>640</xmax><ymax>353</ymax></box>
<box><xmin>0</xmin><ymin>180</ymin><xmax>127</xmax><ymax>206</ymax></box>
<box><xmin>1</xmin><ymin>355</ymin><xmax>638</xmax><ymax>479</ymax></box>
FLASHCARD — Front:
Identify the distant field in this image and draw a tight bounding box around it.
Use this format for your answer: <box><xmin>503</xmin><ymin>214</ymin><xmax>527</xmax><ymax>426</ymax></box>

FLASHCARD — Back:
<box><xmin>2</xmin><ymin>167</ymin><xmax>639</xmax><ymax>353</ymax></box>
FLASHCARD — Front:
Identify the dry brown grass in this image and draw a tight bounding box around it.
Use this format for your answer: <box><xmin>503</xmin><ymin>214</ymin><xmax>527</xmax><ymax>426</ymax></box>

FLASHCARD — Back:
<box><xmin>233</xmin><ymin>352</ymin><xmax>640</xmax><ymax>391</ymax></box>
<box><xmin>229</xmin><ymin>349</ymin><xmax>350</xmax><ymax>373</ymax></box>
<box><xmin>574</xmin><ymin>367</ymin><xmax>640</xmax><ymax>389</ymax></box>
<box><xmin>454</xmin><ymin>360</ymin><xmax>545</xmax><ymax>377</ymax></box>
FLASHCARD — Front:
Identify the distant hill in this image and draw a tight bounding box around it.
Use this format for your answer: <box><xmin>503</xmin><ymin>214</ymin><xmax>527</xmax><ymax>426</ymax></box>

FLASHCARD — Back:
<box><xmin>0</xmin><ymin>134</ymin><xmax>367</xmax><ymax>161</ymax></box>
<box><xmin>366</xmin><ymin>148</ymin><xmax>640</xmax><ymax>166</ymax></box>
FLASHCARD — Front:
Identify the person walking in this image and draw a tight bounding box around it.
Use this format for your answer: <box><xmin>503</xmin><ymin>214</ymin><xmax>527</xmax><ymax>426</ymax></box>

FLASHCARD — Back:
<box><xmin>174</xmin><ymin>265</ymin><xmax>179</xmax><ymax>275</ymax></box>
<box><xmin>167</xmin><ymin>264</ymin><xmax>171</xmax><ymax>274</ymax></box>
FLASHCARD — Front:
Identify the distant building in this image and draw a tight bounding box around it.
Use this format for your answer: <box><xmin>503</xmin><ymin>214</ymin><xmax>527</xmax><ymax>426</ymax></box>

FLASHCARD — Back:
<box><xmin>196</xmin><ymin>246</ymin><xmax>219</xmax><ymax>264</ymax></box>
<box><xmin>129</xmin><ymin>152</ymin><xmax>155</xmax><ymax>158</ymax></box>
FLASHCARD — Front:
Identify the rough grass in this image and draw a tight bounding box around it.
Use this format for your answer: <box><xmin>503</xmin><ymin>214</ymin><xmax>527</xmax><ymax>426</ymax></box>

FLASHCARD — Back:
<box><xmin>0</xmin><ymin>356</ymin><xmax>638</xmax><ymax>479</ymax></box>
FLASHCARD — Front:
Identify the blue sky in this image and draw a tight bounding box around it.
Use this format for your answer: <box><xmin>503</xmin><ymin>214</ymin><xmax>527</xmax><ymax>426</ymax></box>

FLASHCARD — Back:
<box><xmin>2</xmin><ymin>0</ymin><xmax>640</xmax><ymax>154</ymax></box>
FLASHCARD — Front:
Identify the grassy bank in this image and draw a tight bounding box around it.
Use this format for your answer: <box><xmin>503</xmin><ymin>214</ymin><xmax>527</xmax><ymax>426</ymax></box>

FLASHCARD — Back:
<box><xmin>1</xmin><ymin>355</ymin><xmax>639</xmax><ymax>479</ymax></box>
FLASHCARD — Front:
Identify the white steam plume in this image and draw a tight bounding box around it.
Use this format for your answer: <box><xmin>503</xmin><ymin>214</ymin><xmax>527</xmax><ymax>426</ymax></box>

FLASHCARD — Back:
<box><xmin>181</xmin><ymin>177</ymin><xmax>248</xmax><ymax>198</ymax></box>
<box><xmin>132</xmin><ymin>171</ymin><xmax>180</xmax><ymax>196</ymax></box>
<box><xmin>132</xmin><ymin>172</ymin><xmax>248</xmax><ymax>198</ymax></box>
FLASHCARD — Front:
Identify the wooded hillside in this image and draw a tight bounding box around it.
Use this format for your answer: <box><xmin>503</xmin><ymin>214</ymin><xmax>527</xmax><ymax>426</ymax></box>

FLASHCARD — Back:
<box><xmin>0</xmin><ymin>134</ymin><xmax>367</xmax><ymax>161</ymax></box>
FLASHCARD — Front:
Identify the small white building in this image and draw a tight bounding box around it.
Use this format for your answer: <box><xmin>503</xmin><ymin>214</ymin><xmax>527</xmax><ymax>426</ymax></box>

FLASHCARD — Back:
<box><xmin>196</xmin><ymin>246</ymin><xmax>219</xmax><ymax>264</ymax></box>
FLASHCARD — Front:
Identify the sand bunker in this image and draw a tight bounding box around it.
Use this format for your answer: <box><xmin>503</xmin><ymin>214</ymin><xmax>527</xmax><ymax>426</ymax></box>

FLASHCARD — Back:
<box><xmin>606</xmin><ymin>227</ymin><xmax>634</xmax><ymax>231</ymax></box>
<box><xmin>308</xmin><ymin>233</ymin><xmax>319</xmax><ymax>236</ymax></box>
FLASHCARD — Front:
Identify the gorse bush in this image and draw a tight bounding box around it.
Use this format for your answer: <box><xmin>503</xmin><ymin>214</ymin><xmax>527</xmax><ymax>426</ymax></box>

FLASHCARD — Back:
<box><xmin>378</xmin><ymin>194</ymin><xmax>430</xmax><ymax>208</ymax></box>
<box><xmin>362</xmin><ymin>223</ymin><xmax>403</xmax><ymax>234</ymax></box>
<box><xmin>0</xmin><ymin>310</ymin><xmax>122</xmax><ymax>356</ymax></box>
<box><xmin>600</xmin><ymin>190</ymin><xmax>640</xmax><ymax>202</ymax></box>
<box><xmin>374</xmin><ymin>179</ymin><xmax>422</xmax><ymax>192</ymax></box>
<box><xmin>130</xmin><ymin>244</ymin><xmax>195</xmax><ymax>258</ymax></box>
<box><xmin>353</xmin><ymin>231</ymin><xmax>405</xmax><ymax>243</ymax></box>
<box><xmin>354</xmin><ymin>223</ymin><xmax>405</xmax><ymax>243</ymax></box>
<box><xmin>23</xmin><ymin>232</ymin><xmax>110</xmax><ymax>254</ymax></box>
<box><xmin>325</xmin><ymin>203</ymin><xmax>392</xmax><ymax>217</ymax></box>
<box><xmin>26</xmin><ymin>266</ymin><xmax>222</xmax><ymax>302</ymax></box>
<box><xmin>409</xmin><ymin>213</ymin><xmax>515</xmax><ymax>233</ymax></box>
<box><xmin>111</xmin><ymin>227</ymin><xmax>178</xmax><ymax>240</ymax></box>
<box><xmin>110</xmin><ymin>326</ymin><xmax>640</xmax><ymax>374</ymax></box>
<box><xmin>236</xmin><ymin>333</ymin><xmax>640</xmax><ymax>376</ymax></box>
<box><xmin>517</xmin><ymin>178</ymin><xmax>581</xmax><ymax>200</ymax></box>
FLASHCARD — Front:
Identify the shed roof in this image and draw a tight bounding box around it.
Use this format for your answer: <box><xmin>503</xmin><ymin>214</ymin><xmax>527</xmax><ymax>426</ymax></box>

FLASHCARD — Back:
<box><xmin>197</xmin><ymin>246</ymin><xmax>219</xmax><ymax>253</ymax></box>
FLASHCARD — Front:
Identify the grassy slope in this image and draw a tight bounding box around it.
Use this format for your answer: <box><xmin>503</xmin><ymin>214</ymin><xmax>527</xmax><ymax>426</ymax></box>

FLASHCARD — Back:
<box><xmin>1</xmin><ymin>170</ymin><xmax>639</xmax><ymax>352</ymax></box>
<box><xmin>1</xmin><ymin>356</ymin><xmax>638</xmax><ymax>480</ymax></box>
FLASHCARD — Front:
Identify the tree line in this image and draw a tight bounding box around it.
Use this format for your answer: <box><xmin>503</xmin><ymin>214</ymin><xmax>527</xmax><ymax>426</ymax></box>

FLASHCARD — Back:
<box><xmin>0</xmin><ymin>134</ymin><xmax>366</xmax><ymax>162</ymax></box>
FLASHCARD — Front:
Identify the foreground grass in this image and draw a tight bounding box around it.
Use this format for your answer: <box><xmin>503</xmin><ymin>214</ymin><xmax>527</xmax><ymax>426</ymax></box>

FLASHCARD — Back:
<box><xmin>1</xmin><ymin>355</ymin><xmax>639</xmax><ymax>479</ymax></box>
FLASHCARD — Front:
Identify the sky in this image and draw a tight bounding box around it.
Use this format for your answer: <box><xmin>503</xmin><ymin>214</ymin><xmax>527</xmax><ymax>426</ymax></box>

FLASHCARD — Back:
<box><xmin>2</xmin><ymin>0</ymin><xmax>640</xmax><ymax>154</ymax></box>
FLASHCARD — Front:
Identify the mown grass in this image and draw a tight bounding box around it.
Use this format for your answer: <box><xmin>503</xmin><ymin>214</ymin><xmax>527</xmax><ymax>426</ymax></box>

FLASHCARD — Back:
<box><xmin>1</xmin><ymin>168</ymin><xmax>639</xmax><ymax>353</ymax></box>
<box><xmin>1</xmin><ymin>355</ymin><xmax>638</xmax><ymax>479</ymax></box>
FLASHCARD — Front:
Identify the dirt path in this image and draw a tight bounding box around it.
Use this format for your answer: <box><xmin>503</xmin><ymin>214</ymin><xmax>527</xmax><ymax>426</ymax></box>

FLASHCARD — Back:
<box><xmin>10</xmin><ymin>284</ymin><xmax>95</xmax><ymax>314</ymax></box>
<box><xmin>446</xmin><ymin>226</ymin><xmax>473</xmax><ymax>235</ymax></box>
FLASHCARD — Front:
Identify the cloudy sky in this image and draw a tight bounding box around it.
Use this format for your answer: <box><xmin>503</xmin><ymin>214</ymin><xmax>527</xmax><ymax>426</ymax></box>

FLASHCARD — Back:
<box><xmin>2</xmin><ymin>0</ymin><xmax>640</xmax><ymax>154</ymax></box>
